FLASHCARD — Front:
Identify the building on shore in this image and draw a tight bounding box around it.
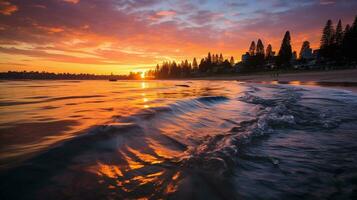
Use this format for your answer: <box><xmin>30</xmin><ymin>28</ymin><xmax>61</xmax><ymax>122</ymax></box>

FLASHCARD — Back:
<box><xmin>301</xmin><ymin>47</ymin><xmax>313</xmax><ymax>60</ymax></box>
<box><xmin>241</xmin><ymin>52</ymin><xmax>250</xmax><ymax>63</ymax></box>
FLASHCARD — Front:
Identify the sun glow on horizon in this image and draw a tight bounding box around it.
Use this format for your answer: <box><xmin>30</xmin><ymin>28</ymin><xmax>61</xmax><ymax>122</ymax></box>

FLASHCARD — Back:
<box><xmin>0</xmin><ymin>0</ymin><xmax>355</xmax><ymax>74</ymax></box>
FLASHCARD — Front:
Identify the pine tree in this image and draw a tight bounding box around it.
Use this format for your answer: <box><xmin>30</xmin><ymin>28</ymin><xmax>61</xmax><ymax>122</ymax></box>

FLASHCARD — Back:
<box><xmin>192</xmin><ymin>57</ymin><xmax>198</xmax><ymax>71</ymax></box>
<box><xmin>299</xmin><ymin>41</ymin><xmax>310</xmax><ymax>60</ymax></box>
<box><xmin>219</xmin><ymin>53</ymin><xmax>224</xmax><ymax>63</ymax></box>
<box><xmin>320</xmin><ymin>19</ymin><xmax>337</xmax><ymax>60</ymax></box>
<box><xmin>335</xmin><ymin>20</ymin><xmax>343</xmax><ymax>46</ymax></box>
<box><xmin>342</xmin><ymin>24</ymin><xmax>351</xmax><ymax>60</ymax></box>
<box><xmin>320</xmin><ymin>19</ymin><xmax>335</xmax><ymax>49</ymax></box>
<box><xmin>256</xmin><ymin>39</ymin><xmax>265</xmax><ymax>56</ymax></box>
<box><xmin>345</xmin><ymin>24</ymin><xmax>351</xmax><ymax>35</ymax></box>
<box><xmin>207</xmin><ymin>52</ymin><xmax>212</xmax><ymax>63</ymax></box>
<box><xmin>229</xmin><ymin>56</ymin><xmax>235</xmax><ymax>66</ymax></box>
<box><xmin>277</xmin><ymin>31</ymin><xmax>293</xmax><ymax>67</ymax></box>
<box><xmin>265</xmin><ymin>44</ymin><xmax>273</xmax><ymax>60</ymax></box>
<box><xmin>341</xmin><ymin>16</ymin><xmax>357</xmax><ymax>61</ymax></box>
<box><xmin>249</xmin><ymin>41</ymin><xmax>256</xmax><ymax>56</ymax></box>
<box><xmin>199</xmin><ymin>58</ymin><xmax>205</xmax><ymax>72</ymax></box>
<box><xmin>350</xmin><ymin>16</ymin><xmax>357</xmax><ymax>61</ymax></box>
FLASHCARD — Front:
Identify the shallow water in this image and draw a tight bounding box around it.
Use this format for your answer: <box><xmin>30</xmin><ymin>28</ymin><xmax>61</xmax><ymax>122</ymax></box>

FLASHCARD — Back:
<box><xmin>0</xmin><ymin>80</ymin><xmax>357</xmax><ymax>199</ymax></box>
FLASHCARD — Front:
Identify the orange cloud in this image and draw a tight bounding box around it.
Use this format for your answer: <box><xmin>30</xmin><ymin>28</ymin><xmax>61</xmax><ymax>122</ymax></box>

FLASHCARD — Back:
<box><xmin>0</xmin><ymin>0</ymin><xmax>355</xmax><ymax>75</ymax></box>
<box><xmin>63</xmin><ymin>0</ymin><xmax>80</xmax><ymax>4</ymax></box>
<box><xmin>156</xmin><ymin>10</ymin><xmax>176</xmax><ymax>16</ymax></box>
<box><xmin>0</xmin><ymin>1</ymin><xmax>18</xmax><ymax>15</ymax></box>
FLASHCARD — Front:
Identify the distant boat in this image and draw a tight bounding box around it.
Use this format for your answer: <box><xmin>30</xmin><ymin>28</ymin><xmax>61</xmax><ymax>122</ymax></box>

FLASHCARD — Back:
<box><xmin>109</xmin><ymin>73</ymin><xmax>117</xmax><ymax>81</ymax></box>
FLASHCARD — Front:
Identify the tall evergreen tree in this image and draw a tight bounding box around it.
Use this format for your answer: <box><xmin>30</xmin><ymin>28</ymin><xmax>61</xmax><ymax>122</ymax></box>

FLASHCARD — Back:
<box><xmin>341</xmin><ymin>16</ymin><xmax>357</xmax><ymax>61</ymax></box>
<box><xmin>344</xmin><ymin>24</ymin><xmax>351</xmax><ymax>35</ymax></box>
<box><xmin>342</xmin><ymin>24</ymin><xmax>351</xmax><ymax>60</ymax></box>
<box><xmin>207</xmin><ymin>52</ymin><xmax>212</xmax><ymax>63</ymax></box>
<box><xmin>299</xmin><ymin>41</ymin><xmax>310</xmax><ymax>60</ymax></box>
<box><xmin>320</xmin><ymin>19</ymin><xmax>335</xmax><ymax>49</ymax></box>
<box><xmin>249</xmin><ymin>41</ymin><xmax>256</xmax><ymax>56</ymax></box>
<box><xmin>199</xmin><ymin>58</ymin><xmax>205</xmax><ymax>72</ymax></box>
<box><xmin>265</xmin><ymin>44</ymin><xmax>273</xmax><ymax>60</ymax></box>
<box><xmin>350</xmin><ymin>16</ymin><xmax>357</xmax><ymax>61</ymax></box>
<box><xmin>192</xmin><ymin>57</ymin><xmax>198</xmax><ymax>70</ymax></box>
<box><xmin>335</xmin><ymin>19</ymin><xmax>343</xmax><ymax>46</ymax></box>
<box><xmin>277</xmin><ymin>31</ymin><xmax>293</xmax><ymax>67</ymax></box>
<box><xmin>256</xmin><ymin>39</ymin><xmax>265</xmax><ymax>56</ymax></box>
<box><xmin>219</xmin><ymin>53</ymin><xmax>224</xmax><ymax>63</ymax></box>
<box><xmin>320</xmin><ymin>19</ymin><xmax>336</xmax><ymax>60</ymax></box>
<box><xmin>333</xmin><ymin>20</ymin><xmax>344</xmax><ymax>62</ymax></box>
<box><xmin>229</xmin><ymin>56</ymin><xmax>235</xmax><ymax>66</ymax></box>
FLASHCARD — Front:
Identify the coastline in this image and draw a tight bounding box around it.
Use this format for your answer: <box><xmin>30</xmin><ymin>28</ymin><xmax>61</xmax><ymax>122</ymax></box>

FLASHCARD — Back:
<box><xmin>1</xmin><ymin>69</ymin><xmax>357</xmax><ymax>92</ymax></box>
<box><xmin>191</xmin><ymin>69</ymin><xmax>357</xmax><ymax>93</ymax></box>
<box><xmin>191</xmin><ymin>69</ymin><xmax>357</xmax><ymax>82</ymax></box>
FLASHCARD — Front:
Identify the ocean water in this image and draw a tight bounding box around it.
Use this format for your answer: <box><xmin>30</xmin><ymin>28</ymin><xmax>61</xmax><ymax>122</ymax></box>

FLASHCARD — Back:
<box><xmin>0</xmin><ymin>80</ymin><xmax>357</xmax><ymax>199</ymax></box>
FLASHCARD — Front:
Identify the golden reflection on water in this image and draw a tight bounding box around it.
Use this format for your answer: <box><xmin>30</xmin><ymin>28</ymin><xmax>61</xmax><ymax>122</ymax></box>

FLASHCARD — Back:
<box><xmin>147</xmin><ymin>139</ymin><xmax>181</xmax><ymax>159</ymax></box>
<box><xmin>0</xmin><ymin>80</ymin><xmax>182</xmax><ymax>163</ymax></box>
<box><xmin>92</xmin><ymin>159</ymin><xmax>180</xmax><ymax>197</ymax></box>
<box><xmin>122</xmin><ymin>153</ymin><xmax>145</xmax><ymax>170</ymax></box>
<box><xmin>0</xmin><ymin>79</ymin><xmax>242</xmax><ymax>195</ymax></box>
<box><xmin>86</xmin><ymin>139</ymin><xmax>184</xmax><ymax>197</ymax></box>
<box><xmin>91</xmin><ymin>159</ymin><xmax>173</xmax><ymax>196</ymax></box>
<box><xmin>141</xmin><ymin>82</ymin><xmax>147</xmax><ymax>89</ymax></box>
<box><xmin>96</xmin><ymin>162</ymin><xmax>124</xmax><ymax>178</ymax></box>
<box><xmin>126</xmin><ymin>146</ymin><xmax>162</xmax><ymax>164</ymax></box>
<box><xmin>164</xmin><ymin>171</ymin><xmax>181</xmax><ymax>194</ymax></box>
<box><xmin>288</xmin><ymin>80</ymin><xmax>319</xmax><ymax>86</ymax></box>
<box><xmin>131</xmin><ymin>171</ymin><xmax>165</xmax><ymax>186</ymax></box>
<box><xmin>270</xmin><ymin>80</ymin><xmax>318</xmax><ymax>87</ymax></box>
<box><xmin>289</xmin><ymin>81</ymin><xmax>302</xmax><ymax>85</ymax></box>
<box><xmin>305</xmin><ymin>81</ymin><xmax>318</xmax><ymax>86</ymax></box>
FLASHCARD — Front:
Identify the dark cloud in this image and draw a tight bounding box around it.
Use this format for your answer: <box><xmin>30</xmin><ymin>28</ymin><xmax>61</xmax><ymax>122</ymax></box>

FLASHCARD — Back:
<box><xmin>0</xmin><ymin>1</ymin><xmax>18</xmax><ymax>15</ymax></box>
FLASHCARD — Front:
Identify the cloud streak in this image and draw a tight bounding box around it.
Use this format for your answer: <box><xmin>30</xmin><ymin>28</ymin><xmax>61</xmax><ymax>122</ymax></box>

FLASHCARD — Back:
<box><xmin>0</xmin><ymin>1</ymin><xmax>18</xmax><ymax>15</ymax></box>
<box><xmin>0</xmin><ymin>0</ymin><xmax>356</xmax><ymax>74</ymax></box>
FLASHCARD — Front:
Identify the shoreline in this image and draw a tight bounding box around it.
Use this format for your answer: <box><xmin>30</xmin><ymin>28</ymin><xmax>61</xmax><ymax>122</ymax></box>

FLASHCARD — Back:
<box><xmin>191</xmin><ymin>69</ymin><xmax>357</xmax><ymax>82</ymax></box>
<box><xmin>1</xmin><ymin>69</ymin><xmax>357</xmax><ymax>92</ymax></box>
<box><xmin>191</xmin><ymin>69</ymin><xmax>357</xmax><ymax>93</ymax></box>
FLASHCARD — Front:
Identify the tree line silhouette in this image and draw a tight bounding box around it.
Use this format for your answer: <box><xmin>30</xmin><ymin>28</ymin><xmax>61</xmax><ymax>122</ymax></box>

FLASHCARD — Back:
<box><xmin>0</xmin><ymin>71</ymin><xmax>130</xmax><ymax>80</ymax></box>
<box><xmin>320</xmin><ymin>18</ymin><xmax>357</xmax><ymax>63</ymax></box>
<box><xmin>1</xmin><ymin>15</ymin><xmax>356</xmax><ymax>80</ymax></box>
<box><xmin>146</xmin><ymin>53</ymin><xmax>235</xmax><ymax>78</ymax></box>
<box><xmin>150</xmin><ymin>15</ymin><xmax>357</xmax><ymax>78</ymax></box>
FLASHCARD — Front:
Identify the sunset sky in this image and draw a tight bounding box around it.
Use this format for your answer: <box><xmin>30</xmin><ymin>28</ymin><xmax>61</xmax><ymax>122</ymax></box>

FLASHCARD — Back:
<box><xmin>0</xmin><ymin>0</ymin><xmax>356</xmax><ymax>75</ymax></box>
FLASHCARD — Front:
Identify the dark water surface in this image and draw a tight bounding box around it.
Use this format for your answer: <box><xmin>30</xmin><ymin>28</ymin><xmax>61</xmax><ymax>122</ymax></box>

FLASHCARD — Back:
<box><xmin>0</xmin><ymin>80</ymin><xmax>357</xmax><ymax>199</ymax></box>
